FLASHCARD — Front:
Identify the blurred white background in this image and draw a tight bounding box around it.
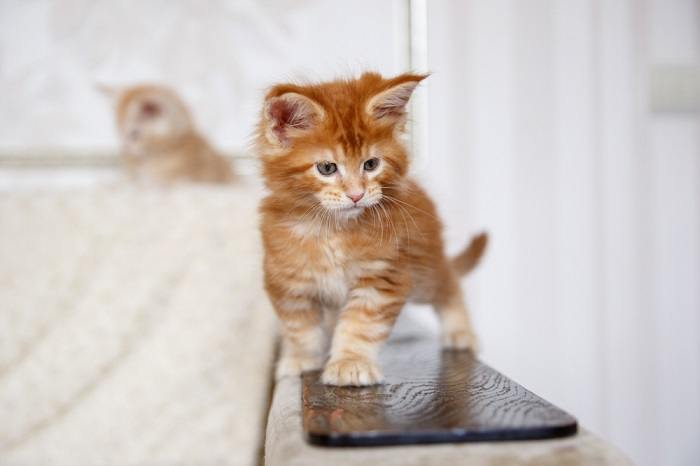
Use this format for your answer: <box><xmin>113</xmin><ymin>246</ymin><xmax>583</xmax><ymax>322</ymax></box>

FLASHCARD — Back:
<box><xmin>0</xmin><ymin>0</ymin><xmax>408</xmax><ymax>154</ymax></box>
<box><xmin>1</xmin><ymin>1</ymin><xmax>698</xmax><ymax>465</ymax></box>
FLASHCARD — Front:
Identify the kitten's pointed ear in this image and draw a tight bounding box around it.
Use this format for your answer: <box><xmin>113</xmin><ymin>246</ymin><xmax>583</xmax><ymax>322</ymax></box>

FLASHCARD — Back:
<box><xmin>96</xmin><ymin>83</ymin><xmax>120</xmax><ymax>100</ymax></box>
<box><xmin>366</xmin><ymin>73</ymin><xmax>427</xmax><ymax>122</ymax></box>
<box><xmin>263</xmin><ymin>92</ymin><xmax>324</xmax><ymax>147</ymax></box>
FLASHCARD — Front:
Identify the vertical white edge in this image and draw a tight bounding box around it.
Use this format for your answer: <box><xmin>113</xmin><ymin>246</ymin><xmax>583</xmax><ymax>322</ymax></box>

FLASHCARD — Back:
<box><xmin>596</xmin><ymin>0</ymin><xmax>657</xmax><ymax>463</ymax></box>
<box><xmin>393</xmin><ymin>0</ymin><xmax>411</xmax><ymax>72</ymax></box>
<box><xmin>408</xmin><ymin>0</ymin><xmax>430</xmax><ymax>166</ymax></box>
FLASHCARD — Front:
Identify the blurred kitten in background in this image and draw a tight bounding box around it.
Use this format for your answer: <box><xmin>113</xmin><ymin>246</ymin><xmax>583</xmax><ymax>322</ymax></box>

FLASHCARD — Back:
<box><xmin>100</xmin><ymin>84</ymin><xmax>234</xmax><ymax>185</ymax></box>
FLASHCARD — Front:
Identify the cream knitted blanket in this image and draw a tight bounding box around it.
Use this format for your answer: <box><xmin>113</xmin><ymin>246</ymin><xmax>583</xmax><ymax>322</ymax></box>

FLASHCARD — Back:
<box><xmin>0</xmin><ymin>182</ymin><xmax>276</xmax><ymax>466</ymax></box>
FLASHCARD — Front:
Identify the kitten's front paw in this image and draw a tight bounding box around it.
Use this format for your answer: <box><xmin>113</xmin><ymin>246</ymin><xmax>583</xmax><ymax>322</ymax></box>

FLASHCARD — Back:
<box><xmin>321</xmin><ymin>358</ymin><xmax>383</xmax><ymax>386</ymax></box>
<box><xmin>442</xmin><ymin>329</ymin><xmax>480</xmax><ymax>352</ymax></box>
<box><xmin>275</xmin><ymin>355</ymin><xmax>324</xmax><ymax>380</ymax></box>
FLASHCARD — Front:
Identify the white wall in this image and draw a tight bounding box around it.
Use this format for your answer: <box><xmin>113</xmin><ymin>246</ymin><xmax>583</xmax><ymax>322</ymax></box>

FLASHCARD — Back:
<box><xmin>0</xmin><ymin>0</ymin><xmax>408</xmax><ymax>153</ymax></box>
<box><xmin>423</xmin><ymin>1</ymin><xmax>700</xmax><ymax>465</ymax></box>
<box><xmin>647</xmin><ymin>1</ymin><xmax>700</xmax><ymax>464</ymax></box>
<box><xmin>1</xmin><ymin>1</ymin><xmax>698</xmax><ymax>464</ymax></box>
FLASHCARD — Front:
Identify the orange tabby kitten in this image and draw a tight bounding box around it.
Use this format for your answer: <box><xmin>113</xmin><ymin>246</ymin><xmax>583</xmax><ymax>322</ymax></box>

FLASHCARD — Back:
<box><xmin>102</xmin><ymin>84</ymin><xmax>234</xmax><ymax>185</ymax></box>
<box><xmin>256</xmin><ymin>72</ymin><xmax>487</xmax><ymax>386</ymax></box>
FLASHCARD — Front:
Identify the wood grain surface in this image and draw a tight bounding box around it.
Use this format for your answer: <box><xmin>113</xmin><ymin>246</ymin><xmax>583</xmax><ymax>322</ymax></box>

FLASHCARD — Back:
<box><xmin>302</xmin><ymin>336</ymin><xmax>578</xmax><ymax>447</ymax></box>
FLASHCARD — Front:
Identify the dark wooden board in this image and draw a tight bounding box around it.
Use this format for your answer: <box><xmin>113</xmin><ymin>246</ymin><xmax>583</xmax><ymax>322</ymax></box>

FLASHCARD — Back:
<box><xmin>302</xmin><ymin>336</ymin><xmax>578</xmax><ymax>447</ymax></box>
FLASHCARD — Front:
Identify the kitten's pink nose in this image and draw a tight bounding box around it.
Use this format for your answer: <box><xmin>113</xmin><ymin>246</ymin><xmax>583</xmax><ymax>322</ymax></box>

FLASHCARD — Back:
<box><xmin>346</xmin><ymin>192</ymin><xmax>364</xmax><ymax>203</ymax></box>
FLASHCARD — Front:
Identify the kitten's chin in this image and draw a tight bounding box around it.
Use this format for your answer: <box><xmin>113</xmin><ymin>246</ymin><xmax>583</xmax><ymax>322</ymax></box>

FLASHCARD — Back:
<box><xmin>124</xmin><ymin>141</ymin><xmax>147</xmax><ymax>156</ymax></box>
<box><xmin>332</xmin><ymin>206</ymin><xmax>365</xmax><ymax>221</ymax></box>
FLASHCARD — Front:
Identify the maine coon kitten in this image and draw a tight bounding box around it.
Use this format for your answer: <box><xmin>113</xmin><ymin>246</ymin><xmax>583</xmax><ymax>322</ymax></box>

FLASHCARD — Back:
<box><xmin>256</xmin><ymin>72</ymin><xmax>488</xmax><ymax>386</ymax></box>
<box><xmin>101</xmin><ymin>84</ymin><xmax>234</xmax><ymax>185</ymax></box>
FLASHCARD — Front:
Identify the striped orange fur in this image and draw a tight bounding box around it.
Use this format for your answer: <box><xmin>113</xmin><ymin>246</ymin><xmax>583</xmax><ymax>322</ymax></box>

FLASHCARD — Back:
<box><xmin>256</xmin><ymin>72</ymin><xmax>487</xmax><ymax>386</ymax></box>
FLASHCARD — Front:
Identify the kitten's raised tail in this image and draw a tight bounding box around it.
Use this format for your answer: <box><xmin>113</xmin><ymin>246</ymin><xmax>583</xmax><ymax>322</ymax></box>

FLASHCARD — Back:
<box><xmin>451</xmin><ymin>232</ymin><xmax>489</xmax><ymax>276</ymax></box>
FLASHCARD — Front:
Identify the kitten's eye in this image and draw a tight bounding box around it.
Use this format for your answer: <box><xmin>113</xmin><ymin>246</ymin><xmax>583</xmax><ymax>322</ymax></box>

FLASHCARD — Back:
<box><xmin>363</xmin><ymin>157</ymin><xmax>380</xmax><ymax>172</ymax></box>
<box><xmin>316</xmin><ymin>161</ymin><xmax>337</xmax><ymax>176</ymax></box>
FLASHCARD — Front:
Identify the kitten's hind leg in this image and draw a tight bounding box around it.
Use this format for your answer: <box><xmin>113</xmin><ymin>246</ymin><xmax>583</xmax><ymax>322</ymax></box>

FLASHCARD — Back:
<box><xmin>434</xmin><ymin>278</ymin><xmax>480</xmax><ymax>351</ymax></box>
<box><xmin>274</xmin><ymin>299</ymin><xmax>327</xmax><ymax>380</ymax></box>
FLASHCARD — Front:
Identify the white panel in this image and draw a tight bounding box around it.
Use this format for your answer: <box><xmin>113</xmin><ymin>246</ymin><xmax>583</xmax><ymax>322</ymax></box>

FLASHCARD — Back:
<box><xmin>649</xmin><ymin>0</ymin><xmax>700</xmax><ymax>63</ymax></box>
<box><xmin>648</xmin><ymin>1</ymin><xmax>700</xmax><ymax>465</ymax></box>
<box><xmin>597</xmin><ymin>0</ymin><xmax>658</xmax><ymax>463</ymax></box>
<box><xmin>650</xmin><ymin>118</ymin><xmax>700</xmax><ymax>466</ymax></box>
<box><xmin>505</xmin><ymin>0</ymin><xmax>561</xmax><ymax>396</ymax></box>
<box><xmin>0</xmin><ymin>0</ymin><xmax>408</xmax><ymax>153</ymax></box>
<box><xmin>552</xmin><ymin>0</ymin><xmax>605</xmax><ymax>431</ymax></box>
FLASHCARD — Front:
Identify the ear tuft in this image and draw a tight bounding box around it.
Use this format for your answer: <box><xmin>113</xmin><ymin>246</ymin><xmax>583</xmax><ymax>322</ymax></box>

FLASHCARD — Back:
<box><xmin>95</xmin><ymin>83</ymin><xmax>120</xmax><ymax>99</ymax></box>
<box><xmin>366</xmin><ymin>74</ymin><xmax>427</xmax><ymax>122</ymax></box>
<box><xmin>264</xmin><ymin>92</ymin><xmax>323</xmax><ymax>146</ymax></box>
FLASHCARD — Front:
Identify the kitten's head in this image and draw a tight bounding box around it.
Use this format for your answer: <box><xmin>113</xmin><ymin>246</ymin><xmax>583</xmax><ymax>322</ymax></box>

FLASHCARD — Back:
<box><xmin>100</xmin><ymin>84</ymin><xmax>193</xmax><ymax>154</ymax></box>
<box><xmin>256</xmin><ymin>72</ymin><xmax>426</xmax><ymax>221</ymax></box>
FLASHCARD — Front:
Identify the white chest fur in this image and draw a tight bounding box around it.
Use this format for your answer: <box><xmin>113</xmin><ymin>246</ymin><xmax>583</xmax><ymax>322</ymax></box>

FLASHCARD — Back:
<box><xmin>285</xmin><ymin>221</ymin><xmax>391</xmax><ymax>311</ymax></box>
<box><xmin>313</xmin><ymin>237</ymin><xmax>350</xmax><ymax>310</ymax></box>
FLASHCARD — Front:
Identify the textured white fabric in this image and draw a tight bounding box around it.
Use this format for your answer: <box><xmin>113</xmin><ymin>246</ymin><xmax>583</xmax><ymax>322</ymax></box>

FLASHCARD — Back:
<box><xmin>0</xmin><ymin>182</ymin><xmax>276</xmax><ymax>466</ymax></box>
